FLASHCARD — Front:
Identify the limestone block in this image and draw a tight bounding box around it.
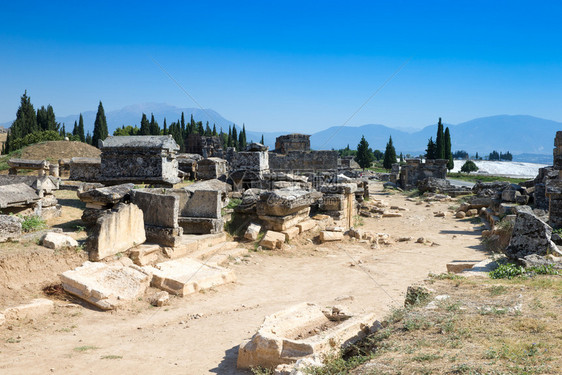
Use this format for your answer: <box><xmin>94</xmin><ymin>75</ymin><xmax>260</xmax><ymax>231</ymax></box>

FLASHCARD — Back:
<box><xmin>382</xmin><ymin>213</ymin><xmax>402</xmax><ymax>218</ymax></box>
<box><xmin>41</xmin><ymin>232</ymin><xmax>78</xmax><ymax>250</ymax></box>
<box><xmin>145</xmin><ymin>225</ymin><xmax>183</xmax><ymax>247</ymax></box>
<box><xmin>182</xmin><ymin>190</ymin><xmax>221</xmax><ymax>218</ymax></box>
<box><xmin>297</xmin><ymin>219</ymin><xmax>317</xmax><ymax>233</ymax></box>
<box><xmin>257</xmin><ymin>189</ymin><xmax>319</xmax><ymax>217</ymax></box>
<box><xmin>40</xmin><ymin>194</ymin><xmax>58</xmax><ymax>207</ymax></box>
<box><xmin>40</xmin><ymin>205</ymin><xmax>62</xmax><ymax>220</ymax></box>
<box><xmin>282</xmin><ymin>226</ymin><xmax>300</xmax><ymax>241</ymax></box>
<box><xmin>129</xmin><ymin>243</ymin><xmax>160</xmax><ymax>266</ymax></box>
<box><xmin>244</xmin><ymin>223</ymin><xmax>262</xmax><ymax>241</ymax></box>
<box><xmin>446</xmin><ymin>262</ymin><xmax>479</xmax><ymax>273</ymax></box>
<box><xmin>260</xmin><ymin>230</ymin><xmax>286</xmax><ymax>250</ymax></box>
<box><xmin>466</xmin><ymin>209</ymin><xmax>478</xmax><ymax>217</ymax></box>
<box><xmin>2</xmin><ymin>299</ymin><xmax>54</xmax><ymax>321</ymax></box>
<box><xmin>319</xmin><ymin>183</ymin><xmax>357</xmax><ymax>195</ymax></box>
<box><xmin>178</xmin><ymin>217</ymin><xmax>223</xmax><ymax>234</ymax></box>
<box><xmin>77</xmin><ymin>183</ymin><xmax>134</xmax><ymax>205</ymax></box>
<box><xmin>131</xmin><ymin>190</ymin><xmax>179</xmax><ymax>228</ymax></box>
<box><xmin>0</xmin><ymin>214</ymin><xmax>22</xmax><ymax>242</ymax></box>
<box><xmin>259</xmin><ymin>207</ymin><xmax>310</xmax><ymax>231</ymax></box>
<box><xmin>86</xmin><ymin>203</ymin><xmax>146</xmax><ymax>261</ymax></box>
<box><xmin>501</xmin><ymin>189</ymin><xmax>520</xmax><ymax>202</ymax></box>
<box><xmin>237</xmin><ymin>302</ymin><xmax>376</xmax><ymax>370</ymax></box>
<box><xmin>146</xmin><ymin>257</ymin><xmax>236</xmax><ymax>296</ymax></box>
<box><xmin>0</xmin><ymin>183</ymin><xmax>40</xmax><ymax>208</ymax></box>
<box><xmin>319</xmin><ymin>231</ymin><xmax>344</xmax><ymax>242</ymax></box>
<box><xmin>319</xmin><ymin>194</ymin><xmax>347</xmax><ymax>211</ymax></box>
<box><xmin>60</xmin><ymin>262</ymin><xmax>151</xmax><ymax>310</ymax></box>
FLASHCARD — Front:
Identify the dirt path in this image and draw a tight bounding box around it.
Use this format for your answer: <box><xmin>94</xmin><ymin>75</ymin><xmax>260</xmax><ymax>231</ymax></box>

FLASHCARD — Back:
<box><xmin>0</xmin><ymin>182</ymin><xmax>489</xmax><ymax>374</ymax></box>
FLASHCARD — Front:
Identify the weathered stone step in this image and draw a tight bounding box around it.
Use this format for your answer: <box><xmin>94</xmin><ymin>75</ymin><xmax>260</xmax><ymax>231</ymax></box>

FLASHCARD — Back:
<box><xmin>189</xmin><ymin>241</ymin><xmax>239</xmax><ymax>261</ymax></box>
<box><xmin>162</xmin><ymin>233</ymin><xmax>227</xmax><ymax>259</ymax></box>
<box><xmin>207</xmin><ymin>247</ymin><xmax>249</xmax><ymax>267</ymax></box>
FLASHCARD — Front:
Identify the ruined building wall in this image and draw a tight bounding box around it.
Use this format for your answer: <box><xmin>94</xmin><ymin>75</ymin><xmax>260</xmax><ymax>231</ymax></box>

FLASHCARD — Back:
<box><xmin>268</xmin><ymin>151</ymin><xmax>339</xmax><ymax>173</ymax></box>
<box><xmin>274</xmin><ymin>134</ymin><xmax>311</xmax><ymax>154</ymax></box>
<box><xmin>399</xmin><ymin>159</ymin><xmax>448</xmax><ymax>189</ymax></box>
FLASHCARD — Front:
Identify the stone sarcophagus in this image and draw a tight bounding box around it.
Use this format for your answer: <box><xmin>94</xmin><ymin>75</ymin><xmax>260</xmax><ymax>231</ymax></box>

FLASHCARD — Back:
<box><xmin>99</xmin><ymin>135</ymin><xmax>180</xmax><ymax>186</ymax></box>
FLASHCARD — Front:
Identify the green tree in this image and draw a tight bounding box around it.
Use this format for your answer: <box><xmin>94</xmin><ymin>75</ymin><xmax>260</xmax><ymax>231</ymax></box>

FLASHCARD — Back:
<box><xmin>239</xmin><ymin>124</ymin><xmax>247</xmax><ymax>150</ymax></box>
<box><xmin>435</xmin><ymin>117</ymin><xmax>445</xmax><ymax>159</ymax></box>
<box><xmin>37</xmin><ymin>105</ymin><xmax>58</xmax><ymax>132</ymax></box>
<box><xmin>113</xmin><ymin>125</ymin><xmax>139</xmax><ymax>136</ymax></box>
<box><xmin>78</xmin><ymin>114</ymin><xmax>85</xmax><ymax>142</ymax></box>
<box><xmin>383</xmin><ymin>135</ymin><xmax>397</xmax><ymax>170</ymax></box>
<box><xmin>355</xmin><ymin>135</ymin><xmax>374</xmax><ymax>170</ymax></box>
<box><xmin>139</xmin><ymin>113</ymin><xmax>150</xmax><ymax>135</ymax></box>
<box><xmin>92</xmin><ymin>101</ymin><xmax>108</xmax><ymax>147</ymax></box>
<box><xmin>6</xmin><ymin>91</ymin><xmax>38</xmax><ymax>153</ymax></box>
<box><xmin>260</xmin><ymin>134</ymin><xmax>264</xmax><ymax>144</ymax></box>
<box><xmin>460</xmin><ymin>160</ymin><xmax>479</xmax><ymax>174</ymax></box>
<box><xmin>149</xmin><ymin>113</ymin><xmax>160</xmax><ymax>135</ymax></box>
<box><xmin>232</xmin><ymin>125</ymin><xmax>238</xmax><ymax>150</ymax></box>
<box><xmin>212</xmin><ymin>124</ymin><xmax>217</xmax><ymax>136</ymax></box>
<box><xmin>85</xmin><ymin>131</ymin><xmax>92</xmax><ymax>145</ymax></box>
<box><xmin>426</xmin><ymin>137</ymin><xmax>436</xmax><ymax>159</ymax></box>
<box><xmin>445</xmin><ymin>126</ymin><xmax>454</xmax><ymax>170</ymax></box>
<box><xmin>162</xmin><ymin>118</ymin><xmax>167</xmax><ymax>135</ymax></box>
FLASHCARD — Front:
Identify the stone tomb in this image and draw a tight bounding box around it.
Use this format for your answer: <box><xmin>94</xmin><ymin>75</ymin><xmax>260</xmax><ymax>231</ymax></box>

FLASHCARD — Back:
<box><xmin>99</xmin><ymin>135</ymin><xmax>180</xmax><ymax>186</ymax></box>
<box><xmin>69</xmin><ymin>157</ymin><xmax>102</xmax><ymax>182</ymax></box>
<box><xmin>237</xmin><ymin>302</ymin><xmax>377</xmax><ymax>370</ymax></box>
<box><xmin>197</xmin><ymin>157</ymin><xmax>228</xmax><ymax>180</ymax></box>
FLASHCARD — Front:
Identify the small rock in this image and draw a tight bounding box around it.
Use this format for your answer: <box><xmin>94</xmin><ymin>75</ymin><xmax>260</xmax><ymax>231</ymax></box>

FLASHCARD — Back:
<box><xmin>149</xmin><ymin>291</ymin><xmax>170</xmax><ymax>307</ymax></box>
<box><xmin>41</xmin><ymin>232</ymin><xmax>79</xmax><ymax>250</ymax></box>
<box><xmin>416</xmin><ymin>237</ymin><xmax>425</xmax><ymax>243</ymax></box>
<box><xmin>455</xmin><ymin>211</ymin><xmax>466</xmax><ymax>219</ymax></box>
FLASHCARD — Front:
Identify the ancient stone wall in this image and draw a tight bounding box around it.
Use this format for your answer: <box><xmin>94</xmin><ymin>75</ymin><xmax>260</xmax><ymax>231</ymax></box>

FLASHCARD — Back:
<box><xmin>197</xmin><ymin>157</ymin><xmax>228</xmax><ymax>180</ymax></box>
<box><xmin>399</xmin><ymin>159</ymin><xmax>448</xmax><ymax>189</ymax></box>
<box><xmin>268</xmin><ymin>151</ymin><xmax>338</xmax><ymax>173</ymax></box>
<box><xmin>69</xmin><ymin>157</ymin><xmax>101</xmax><ymax>182</ymax></box>
<box><xmin>185</xmin><ymin>133</ymin><xmax>223</xmax><ymax>158</ymax></box>
<box><xmin>274</xmin><ymin>134</ymin><xmax>310</xmax><ymax>154</ymax></box>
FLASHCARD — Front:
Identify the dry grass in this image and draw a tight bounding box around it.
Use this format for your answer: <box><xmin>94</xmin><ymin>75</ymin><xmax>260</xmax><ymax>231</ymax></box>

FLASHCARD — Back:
<box><xmin>346</xmin><ymin>275</ymin><xmax>562</xmax><ymax>375</ymax></box>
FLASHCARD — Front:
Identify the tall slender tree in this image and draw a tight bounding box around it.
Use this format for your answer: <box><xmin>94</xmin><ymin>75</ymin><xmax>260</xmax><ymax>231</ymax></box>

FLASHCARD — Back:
<box><xmin>444</xmin><ymin>127</ymin><xmax>454</xmax><ymax>170</ymax></box>
<box><xmin>383</xmin><ymin>135</ymin><xmax>397</xmax><ymax>170</ymax></box>
<box><xmin>435</xmin><ymin>117</ymin><xmax>445</xmax><ymax>159</ymax></box>
<box><xmin>260</xmin><ymin>134</ymin><xmax>264</xmax><ymax>144</ymax></box>
<box><xmin>162</xmin><ymin>118</ymin><xmax>167</xmax><ymax>135</ymax></box>
<box><xmin>426</xmin><ymin>137</ymin><xmax>436</xmax><ymax>159</ymax></box>
<box><xmin>232</xmin><ymin>125</ymin><xmax>238</xmax><ymax>150</ymax></box>
<box><xmin>78</xmin><ymin>114</ymin><xmax>85</xmax><ymax>142</ymax></box>
<box><xmin>6</xmin><ymin>91</ymin><xmax>37</xmax><ymax>152</ymax></box>
<box><xmin>149</xmin><ymin>113</ymin><xmax>160</xmax><ymax>135</ymax></box>
<box><xmin>139</xmin><ymin>113</ymin><xmax>150</xmax><ymax>135</ymax></box>
<box><xmin>92</xmin><ymin>101</ymin><xmax>108</xmax><ymax>147</ymax></box>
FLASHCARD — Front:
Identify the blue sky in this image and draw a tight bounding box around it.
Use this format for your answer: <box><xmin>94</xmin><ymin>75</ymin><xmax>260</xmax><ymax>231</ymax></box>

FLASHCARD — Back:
<box><xmin>1</xmin><ymin>1</ymin><xmax>561</xmax><ymax>132</ymax></box>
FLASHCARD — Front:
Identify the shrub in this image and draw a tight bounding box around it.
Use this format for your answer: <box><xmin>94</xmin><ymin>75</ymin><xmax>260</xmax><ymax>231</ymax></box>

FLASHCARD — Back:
<box><xmin>489</xmin><ymin>263</ymin><xmax>525</xmax><ymax>279</ymax></box>
<box><xmin>19</xmin><ymin>215</ymin><xmax>47</xmax><ymax>232</ymax></box>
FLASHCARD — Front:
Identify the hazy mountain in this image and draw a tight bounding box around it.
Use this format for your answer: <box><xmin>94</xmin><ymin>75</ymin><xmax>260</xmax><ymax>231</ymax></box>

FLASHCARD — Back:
<box><xmin>2</xmin><ymin>104</ymin><xmax>558</xmax><ymax>163</ymax></box>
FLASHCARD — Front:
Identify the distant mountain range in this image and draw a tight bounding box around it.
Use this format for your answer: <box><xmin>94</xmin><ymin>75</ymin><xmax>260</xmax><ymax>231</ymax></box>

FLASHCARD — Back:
<box><xmin>1</xmin><ymin>103</ymin><xmax>559</xmax><ymax>164</ymax></box>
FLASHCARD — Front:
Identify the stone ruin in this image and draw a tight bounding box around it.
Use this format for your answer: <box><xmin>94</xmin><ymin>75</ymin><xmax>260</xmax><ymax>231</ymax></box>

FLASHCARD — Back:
<box><xmin>275</xmin><ymin>133</ymin><xmax>311</xmax><ymax>153</ymax></box>
<box><xmin>99</xmin><ymin>135</ymin><xmax>181</xmax><ymax>186</ymax></box>
<box><xmin>176</xmin><ymin>153</ymin><xmax>202</xmax><ymax>180</ymax></box>
<box><xmin>197</xmin><ymin>157</ymin><xmax>228</xmax><ymax>180</ymax></box>
<box><xmin>69</xmin><ymin>157</ymin><xmax>102</xmax><ymax>182</ymax></box>
<box><xmin>185</xmin><ymin>133</ymin><xmax>224</xmax><ymax>158</ymax></box>
<box><xmin>397</xmin><ymin>158</ymin><xmax>448</xmax><ymax>190</ymax></box>
<box><xmin>7</xmin><ymin>158</ymin><xmax>59</xmax><ymax>177</ymax></box>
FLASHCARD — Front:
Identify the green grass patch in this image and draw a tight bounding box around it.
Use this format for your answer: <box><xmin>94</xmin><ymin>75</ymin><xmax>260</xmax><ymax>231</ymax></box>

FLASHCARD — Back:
<box><xmin>74</xmin><ymin>345</ymin><xmax>99</xmax><ymax>352</ymax></box>
<box><xmin>19</xmin><ymin>215</ymin><xmax>47</xmax><ymax>232</ymax></box>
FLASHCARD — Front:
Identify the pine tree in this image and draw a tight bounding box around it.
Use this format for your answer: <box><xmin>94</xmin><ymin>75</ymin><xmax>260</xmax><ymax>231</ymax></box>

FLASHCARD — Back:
<box><xmin>435</xmin><ymin>117</ymin><xmax>445</xmax><ymax>159</ymax></box>
<box><xmin>197</xmin><ymin>121</ymin><xmax>204</xmax><ymax>135</ymax></box>
<box><xmin>355</xmin><ymin>135</ymin><xmax>374</xmax><ymax>170</ymax></box>
<box><xmin>92</xmin><ymin>101</ymin><xmax>108</xmax><ymax>148</ymax></box>
<box><xmin>426</xmin><ymin>137</ymin><xmax>436</xmax><ymax>159</ymax></box>
<box><xmin>139</xmin><ymin>113</ymin><xmax>150</xmax><ymax>135</ymax></box>
<box><xmin>212</xmin><ymin>124</ymin><xmax>217</xmax><ymax>136</ymax></box>
<box><xmin>78</xmin><ymin>114</ymin><xmax>85</xmax><ymax>142</ymax></box>
<box><xmin>6</xmin><ymin>91</ymin><xmax>37</xmax><ymax>152</ymax></box>
<box><xmin>445</xmin><ymin>127</ymin><xmax>454</xmax><ymax>170</ymax></box>
<box><xmin>383</xmin><ymin>136</ymin><xmax>397</xmax><ymax>170</ymax></box>
<box><xmin>205</xmin><ymin>122</ymin><xmax>212</xmax><ymax>136</ymax></box>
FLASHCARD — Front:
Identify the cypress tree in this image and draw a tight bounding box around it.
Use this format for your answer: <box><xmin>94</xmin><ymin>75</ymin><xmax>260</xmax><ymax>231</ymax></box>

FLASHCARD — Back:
<box><xmin>426</xmin><ymin>137</ymin><xmax>436</xmax><ymax>159</ymax></box>
<box><xmin>181</xmin><ymin>112</ymin><xmax>186</xmax><ymax>134</ymax></box>
<box><xmin>7</xmin><ymin>91</ymin><xmax>37</xmax><ymax>152</ymax></box>
<box><xmin>72</xmin><ymin>120</ymin><xmax>78</xmax><ymax>136</ymax></box>
<box><xmin>78</xmin><ymin>114</ymin><xmax>85</xmax><ymax>142</ymax></box>
<box><xmin>435</xmin><ymin>117</ymin><xmax>445</xmax><ymax>159</ymax></box>
<box><xmin>445</xmin><ymin>127</ymin><xmax>454</xmax><ymax>170</ymax></box>
<box><xmin>86</xmin><ymin>131</ymin><xmax>92</xmax><ymax>145</ymax></box>
<box><xmin>383</xmin><ymin>135</ymin><xmax>397</xmax><ymax>170</ymax></box>
<box><xmin>232</xmin><ymin>125</ymin><xmax>238</xmax><ymax>150</ymax></box>
<box><xmin>139</xmin><ymin>113</ymin><xmax>150</xmax><ymax>135</ymax></box>
<box><xmin>163</xmin><ymin>118</ymin><xmax>167</xmax><ymax>135</ymax></box>
<box><xmin>189</xmin><ymin>114</ymin><xmax>195</xmax><ymax>134</ymax></box>
<box><xmin>227</xmin><ymin>126</ymin><xmax>232</xmax><ymax>147</ymax></box>
<box><xmin>60</xmin><ymin>123</ymin><xmax>66</xmax><ymax>137</ymax></box>
<box><xmin>92</xmin><ymin>101</ymin><xmax>108</xmax><ymax>148</ymax></box>
<box><xmin>149</xmin><ymin>113</ymin><xmax>160</xmax><ymax>135</ymax></box>
<box><xmin>260</xmin><ymin>134</ymin><xmax>264</xmax><ymax>144</ymax></box>
<box><xmin>212</xmin><ymin>124</ymin><xmax>217</xmax><ymax>136</ymax></box>
<box><xmin>240</xmin><ymin>124</ymin><xmax>247</xmax><ymax>149</ymax></box>
<box><xmin>205</xmin><ymin>122</ymin><xmax>212</xmax><ymax>136</ymax></box>
<box><xmin>355</xmin><ymin>135</ymin><xmax>374</xmax><ymax>170</ymax></box>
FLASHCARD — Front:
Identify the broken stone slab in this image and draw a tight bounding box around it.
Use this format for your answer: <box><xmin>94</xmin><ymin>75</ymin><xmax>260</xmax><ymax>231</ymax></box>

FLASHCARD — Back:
<box><xmin>2</xmin><ymin>298</ymin><xmax>54</xmax><ymax>321</ymax></box>
<box><xmin>505</xmin><ymin>206</ymin><xmax>562</xmax><ymax>259</ymax></box>
<box><xmin>77</xmin><ymin>183</ymin><xmax>135</xmax><ymax>205</ymax></box>
<box><xmin>259</xmin><ymin>207</ymin><xmax>311</xmax><ymax>231</ymax></box>
<box><xmin>257</xmin><ymin>189</ymin><xmax>320</xmax><ymax>217</ymax></box>
<box><xmin>446</xmin><ymin>261</ymin><xmax>480</xmax><ymax>273</ymax></box>
<box><xmin>181</xmin><ymin>189</ymin><xmax>222</xmax><ymax>218</ymax></box>
<box><xmin>282</xmin><ymin>226</ymin><xmax>300</xmax><ymax>241</ymax></box>
<box><xmin>237</xmin><ymin>302</ymin><xmax>376</xmax><ymax>370</ymax></box>
<box><xmin>319</xmin><ymin>194</ymin><xmax>347</xmax><ymax>212</ymax></box>
<box><xmin>145</xmin><ymin>225</ymin><xmax>183</xmax><ymax>247</ymax></box>
<box><xmin>244</xmin><ymin>223</ymin><xmax>262</xmax><ymax>241</ymax></box>
<box><xmin>86</xmin><ymin>203</ymin><xmax>146</xmax><ymax>261</ymax></box>
<box><xmin>60</xmin><ymin>262</ymin><xmax>152</xmax><ymax>310</ymax></box>
<box><xmin>129</xmin><ymin>243</ymin><xmax>161</xmax><ymax>266</ymax></box>
<box><xmin>0</xmin><ymin>183</ymin><xmax>40</xmax><ymax>208</ymax></box>
<box><xmin>146</xmin><ymin>257</ymin><xmax>236</xmax><ymax>296</ymax></box>
<box><xmin>319</xmin><ymin>183</ymin><xmax>357</xmax><ymax>195</ymax></box>
<box><xmin>260</xmin><ymin>230</ymin><xmax>286</xmax><ymax>250</ymax></box>
<box><xmin>0</xmin><ymin>214</ymin><xmax>23</xmax><ymax>242</ymax></box>
<box><xmin>382</xmin><ymin>213</ymin><xmax>402</xmax><ymax>218</ymax></box>
<box><xmin>41</xmin><ymin>232</ymin><xmax>78</xmax><ymax>250</ymax></box>
<box><xmin>319</xmin><ymin>231</ymin><xmax>344</xmax><ymax>243</ymax></box>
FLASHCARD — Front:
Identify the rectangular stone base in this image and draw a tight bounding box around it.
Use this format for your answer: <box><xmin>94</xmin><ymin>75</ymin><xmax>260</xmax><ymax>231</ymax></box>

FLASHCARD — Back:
<box><xmin>145</xmin><ymin>225</ymin><xmax>183</xmax><ymax>247</ymax></box>
<box><xmin>258</xmin><ymin>207</ymin><xmax>310</xmax><ymax>231</ymax></box>
<box><xmin>178</xmin><ymin>217</ymin><xmax>224</xmax><ymax>234</ymax></box>
<box><xmin>163</xmin><ymin>233</ymin><xmax>227</xmax><ymax>259</ymax></box>
<box><xmin>146</xmin><ymin>257</ymin><xmax>236</xmax><ymax>296</ymax></box>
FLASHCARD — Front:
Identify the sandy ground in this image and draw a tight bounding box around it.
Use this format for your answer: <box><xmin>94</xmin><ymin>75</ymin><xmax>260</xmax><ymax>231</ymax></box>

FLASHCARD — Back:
<box><xmin>0</xmin><ymin>182</ymin><xmax>489</xmax><ymax>374</ymax></box>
